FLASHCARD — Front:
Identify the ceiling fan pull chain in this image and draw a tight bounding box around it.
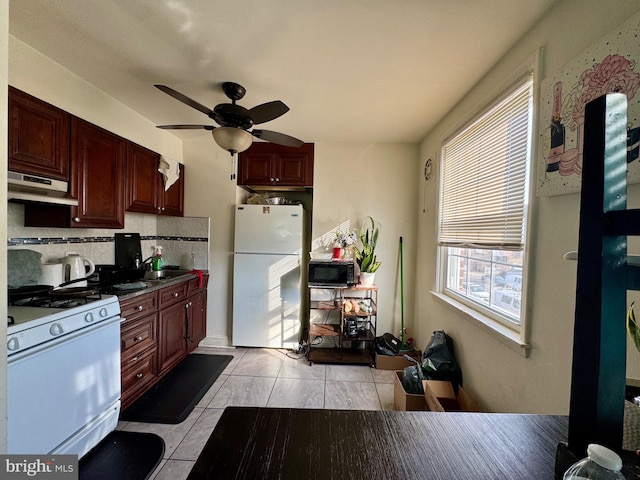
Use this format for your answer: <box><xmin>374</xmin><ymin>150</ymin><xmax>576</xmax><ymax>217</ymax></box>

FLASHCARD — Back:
<box><xmin>230</xmin><ymin>154</ymin><xmax>237</xmax><ymax>181</ymax></box>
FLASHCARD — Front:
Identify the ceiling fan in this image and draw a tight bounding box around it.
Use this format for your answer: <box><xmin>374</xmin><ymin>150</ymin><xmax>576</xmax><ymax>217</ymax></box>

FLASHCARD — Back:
<box><xmin>154</xmin><ymin>82</ymin><xmax>304</xmax><ymax>155</ymax></box>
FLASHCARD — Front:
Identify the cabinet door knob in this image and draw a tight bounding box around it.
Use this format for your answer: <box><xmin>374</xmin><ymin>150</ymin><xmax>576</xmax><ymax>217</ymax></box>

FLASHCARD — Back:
<box><xmin>136</xmin><ymin>305</ymin><xmax>143</xmax><ymax>311</ymax></box>
<box><xmin>134</xmin><ymin>335</ymin><xmax>143</xmax><ymax>341</ymax></box>
<box><xmin>275</xmin><ymin>177</ymin><xmax>280</xmax><ymax>182</ymax></box>
<box><xmin>136</xmin><ymin>373</ymin><xmax>143</xmax><ymax>379</ymax></box>
<box><xmin>73</xmin><ymin>217</ymin><xmax>81</xmax><ymax>223</ymax></box>
<box><xmin>173</xmin><ymin>292</ymin><xmax>179</xmax><ymax>298</ymax></box>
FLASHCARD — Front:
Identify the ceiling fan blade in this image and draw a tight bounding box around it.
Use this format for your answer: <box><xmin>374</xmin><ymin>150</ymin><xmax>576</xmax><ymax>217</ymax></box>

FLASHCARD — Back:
<box><xmin>251</xmin><ymin>129</ymin><xmax>304</xmax><ymax>148</ymax></box>
<box><xmin>248</xmin><ymin>101</ymin><xmax>289</xmax><ymax>124</ymax></box>
<box><xmin>154</xmin><ymin>85</ymin><xmax>213</xmax><ymax>116</ymax></box>
<box><xmin>156</xmin><ymin>124</ymin><xmax>215</xmax><ymax>130</ymax></box>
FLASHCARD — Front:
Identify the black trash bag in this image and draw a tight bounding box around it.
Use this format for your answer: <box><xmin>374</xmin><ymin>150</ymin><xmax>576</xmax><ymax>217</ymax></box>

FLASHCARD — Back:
<box><xmin>401</xmin><ymin>355</ymin><xmax>425</xmax><ymax>395</ymax></box>
<box><xmin>421</xmin><ymin>330</ymin><xmax>463</xmax><ymax>391</ymax></box>
<box><xmin>375</xmin><ymin>333</ymin><xmax>401</xmax><ymax>356</ymax></box>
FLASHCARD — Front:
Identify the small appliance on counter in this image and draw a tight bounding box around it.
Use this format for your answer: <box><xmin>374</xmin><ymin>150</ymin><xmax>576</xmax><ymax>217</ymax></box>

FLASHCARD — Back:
<box><xmin>60</xmin><ymin>253</ymin><xmax>95</xmax><ymax>287</ymax></box>
<box><xmin>39</xmin><ymin>262</ymin><xmax>64</xmax><ymax>289</ymax></box>
<box><xmin>87</xmin><ymin>264</ymin><xmax>145</xmax><ymax>291</ymax></box>
<box><xmin>114</xmin><ymin>233</ymin><xmax>143</xmax><ymax>268</ymax></box>
<box><xmin>308</xmin><ymin>260</ymin><xmax>355</xmax><ymax>287</ymax></box>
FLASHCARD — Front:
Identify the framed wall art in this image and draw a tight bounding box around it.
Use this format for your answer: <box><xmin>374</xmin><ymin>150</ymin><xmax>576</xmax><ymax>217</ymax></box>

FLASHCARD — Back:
<box><xmin>537</xmin><ymin>11</ymin><xmax>640</xmax><ymax>196</ymax></box>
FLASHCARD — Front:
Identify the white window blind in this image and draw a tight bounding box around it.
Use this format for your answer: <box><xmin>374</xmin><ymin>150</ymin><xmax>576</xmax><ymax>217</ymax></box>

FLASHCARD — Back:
<box><xmin>439</xmin><ymin>78</ymin><xmax>532</xmax><ymax>250</ymax></box>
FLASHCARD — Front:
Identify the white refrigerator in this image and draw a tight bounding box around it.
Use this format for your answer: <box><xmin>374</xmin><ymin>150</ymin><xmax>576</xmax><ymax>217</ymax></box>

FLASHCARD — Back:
<box><xmin>232</xmin><ymin>204</ymin><xmax>304</xmax><ymax>348</ymax></box>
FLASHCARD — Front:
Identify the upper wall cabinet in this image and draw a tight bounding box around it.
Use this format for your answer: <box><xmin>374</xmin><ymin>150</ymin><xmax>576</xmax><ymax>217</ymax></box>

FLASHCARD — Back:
<box><xmin>125</xmin><ymin>143</ymin><xmax>184</xmax><ymax>217</ymax></box>
<box><xmin>8</xmin><ymin>86</ymin><xmax>70</xmax><ymax>181</ymax></box>
<box><xmin>237</xmin><ymin>143</ymin><xmax>314</xmax><ymax>190</ymax></box>
<box><xmin>24</xmin><ymin>117</ymin><xmax>127</xmax><ymax>229</ymax></box>
<box><xmin>11</xmin><ymin>87</ymin><xmax>185</xmax><ymax>228</ymax></box>
<box><xmin>70</xmin><ymin>117</ymin><xmax>126</xmax><ymax>228</ymax></box>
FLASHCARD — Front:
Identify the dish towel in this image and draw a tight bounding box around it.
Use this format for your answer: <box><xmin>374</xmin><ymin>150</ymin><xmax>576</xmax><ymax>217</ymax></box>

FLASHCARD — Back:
<box><xmin>158</xmin><ymin>156</ymin><xmax>181</xmax><ymax>191</ymax></box>
<box><xmin>191</xmin><ymin>269</ymin><xmax>204</xmax><ymax>289</ymax></box>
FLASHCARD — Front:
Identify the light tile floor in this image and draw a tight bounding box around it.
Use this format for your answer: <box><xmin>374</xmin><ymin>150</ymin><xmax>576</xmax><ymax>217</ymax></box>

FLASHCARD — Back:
<box><xmin>117</xmin><ymin>346</ymin><xmax>396</xmax><ymax>480</ymax></box>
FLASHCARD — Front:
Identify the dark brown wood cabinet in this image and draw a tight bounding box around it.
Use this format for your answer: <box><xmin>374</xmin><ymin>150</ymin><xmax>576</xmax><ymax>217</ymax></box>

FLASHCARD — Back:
<box><xmin>24</xmin><ymin>117</ymin><xmax>127</xmax><ymax>228</ymax></box>
<box><xmin>126</xmin><ymin>142</ymin><xmax>184</xmax><ymax>216</ymax></box>
<box><xmin>157</xmin><ymin>279</ymin><xmax>194</xmax><ymax>375</ymax></box>
<box><xmin>70</xmin><ymin>117</ymin><xmax>126</xmax><ymax>228</ymax></box>
<box><xmin>119</xmin><ymin>274</ymin><xmax>208</xmax><ymax>409</ymax></box>
<box><xmin>11</xmin><ymin>87</ymin><xmax>184</xmax><ymax>227</ymax></box>
<box><xmin>238</xmin><ymin>143</ymin><xmax>314</xmax><ymax>189</ymax></box>
<box><xmin>158</xmin><ymin>301</ymin><xmax>188</xmax><ymax>374</ymax></box>
<box><xmin>187</xmin><ymin>290</ymin><xmax>207</xmax><ymax>353</ymax></box>
<box><xmin>119</xmin><ymin>290</ymin><xmax>159</xmax><ymax>409</ymax></box>
<box><xmin>160</xmin><ymin>164</ymin><xmax>185</xmax><ymax>216</ymax></box>
<box><xmin>8</xmin><ymin>86</ymin><xmax>70</xmax><ymax>181</ymax></box>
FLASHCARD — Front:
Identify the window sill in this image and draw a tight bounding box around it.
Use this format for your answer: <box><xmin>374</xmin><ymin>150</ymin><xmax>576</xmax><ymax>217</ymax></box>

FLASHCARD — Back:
<box><xmin>430</xmin><ymin>291</ymin><xmax>530</xmax><ymax>358</ymax></box>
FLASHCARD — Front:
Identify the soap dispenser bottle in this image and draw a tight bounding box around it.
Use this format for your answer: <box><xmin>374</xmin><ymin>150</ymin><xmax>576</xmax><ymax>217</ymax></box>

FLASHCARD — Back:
<box><xmin>152</xmin><ymin>246</ymin><xmax>164</xmax><ymax>271</ymax></box>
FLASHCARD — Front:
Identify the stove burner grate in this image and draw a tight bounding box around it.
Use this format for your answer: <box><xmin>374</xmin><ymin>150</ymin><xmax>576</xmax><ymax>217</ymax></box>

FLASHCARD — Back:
<box><xmin>10</xmin><ymin>292</ymin><xmax>104</xmax><ymax>309</ymax></box>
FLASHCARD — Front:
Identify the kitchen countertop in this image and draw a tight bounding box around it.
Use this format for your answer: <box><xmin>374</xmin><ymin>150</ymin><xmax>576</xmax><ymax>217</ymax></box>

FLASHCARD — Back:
<box><xmin>113</xmin><ymin>270</ymin><xmax>208</xmax><ymax>301</ymax></box>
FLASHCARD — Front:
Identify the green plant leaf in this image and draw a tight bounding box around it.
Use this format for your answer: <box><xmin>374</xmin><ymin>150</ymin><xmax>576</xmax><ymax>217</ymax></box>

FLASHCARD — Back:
<box><xmin>627</xmin><ymin>302</ymin><xmax>640</xmax><ymax>355</ymax></box>
<box><xmin>355</xmin><ymin>216</ymin><xmax>381</xmax><ymax>272</ymax></box>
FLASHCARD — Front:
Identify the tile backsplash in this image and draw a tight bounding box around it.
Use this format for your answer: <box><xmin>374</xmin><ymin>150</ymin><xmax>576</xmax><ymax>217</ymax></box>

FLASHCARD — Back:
<box><xmin>7</xmin><ymin>203</ymin><xmax>210</xmax><ymax>270</ymax></box>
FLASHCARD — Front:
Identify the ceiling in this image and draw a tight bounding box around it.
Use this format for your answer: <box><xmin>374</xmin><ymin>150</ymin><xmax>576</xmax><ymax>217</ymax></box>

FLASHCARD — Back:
<box><xmin>9</xmin><ymin>0</ymin><xmax>557</xmax><ymax>145</ymax></box>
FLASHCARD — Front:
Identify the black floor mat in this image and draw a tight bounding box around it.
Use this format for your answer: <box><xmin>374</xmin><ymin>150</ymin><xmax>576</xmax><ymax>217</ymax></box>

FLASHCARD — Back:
<box><xmin>79</xmin><ymin>430</ymin><xmax>164</xmax><ymax>480</ymax></box>
<box><xmin>120</xmin><ymin>354</ymin><xmax>233</xmax><ymax>424</ymax></box>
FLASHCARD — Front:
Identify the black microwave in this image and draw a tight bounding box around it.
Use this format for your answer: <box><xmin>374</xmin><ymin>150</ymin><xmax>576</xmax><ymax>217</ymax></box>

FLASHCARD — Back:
<box><xmin>308</xmin><ymin>260</ymin><xmax>355</xmax><ymax>287</ymax></box>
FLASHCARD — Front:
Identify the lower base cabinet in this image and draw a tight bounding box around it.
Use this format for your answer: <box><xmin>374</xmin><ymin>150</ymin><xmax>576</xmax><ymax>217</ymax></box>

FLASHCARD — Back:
<box><xmin>158</xmin><ymin>301</ymin><xmax>188</xmax><ymax>374</ymax></box>
<box><xmin>119</xmin><ymin>274</ymin><xmax>208</xmax><ymax>409</ymax></box>
<box><xmin>187</xmin><ymin>290</ymin><xmax>206</xmax><ymax>353</ymax></box>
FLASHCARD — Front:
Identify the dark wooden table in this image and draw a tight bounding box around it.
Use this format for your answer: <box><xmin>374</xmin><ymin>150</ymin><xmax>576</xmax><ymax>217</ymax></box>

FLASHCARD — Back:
<box><xmin>187</xmin><ymin>407</ymin><xmax>568</xmax><ymax>479</ymax></box>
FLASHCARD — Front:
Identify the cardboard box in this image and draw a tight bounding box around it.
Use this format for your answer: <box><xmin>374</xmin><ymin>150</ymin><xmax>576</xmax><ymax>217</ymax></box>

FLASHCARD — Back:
<box><xmin>422</xmin><ymin>380</ymin><xmax>480</xmax><ymax>412</ymax></box>
<box><xmin>375</xmin><ymin>350</ymin><xmax>421</xmax><ymax>370</ymax></box>
<box><xmin>393</xmin><ymin>371</ymin><xmax>427</xmax><ymax>411</ymax></box>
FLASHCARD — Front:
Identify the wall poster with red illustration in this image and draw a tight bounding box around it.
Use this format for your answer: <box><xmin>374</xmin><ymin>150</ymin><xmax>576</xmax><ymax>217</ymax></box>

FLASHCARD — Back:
<box><xmin>537</xmin><ymin>11</ymin><xmax>640</xmax><ymax>196</ymax></box>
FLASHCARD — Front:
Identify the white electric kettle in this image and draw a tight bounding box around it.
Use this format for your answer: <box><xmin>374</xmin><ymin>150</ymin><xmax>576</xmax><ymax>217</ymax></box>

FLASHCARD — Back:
<box><xmin>60</xmin><ymin>253</ymin><xmax>95</xmax><ymax>287</ymax></box>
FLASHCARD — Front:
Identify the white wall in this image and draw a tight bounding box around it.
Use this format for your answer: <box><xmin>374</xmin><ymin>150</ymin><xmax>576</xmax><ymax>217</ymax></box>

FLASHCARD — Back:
<box><xmin>312</xmin><ymin>142</ymin><xmax>419</xmax><ymax>339</ymax></box>
<box><xmin>416</xmin><ymin>0</ymin><xmax>640</xmax><ymax>414</ymax></box>
<box><xmin>182</xmin><ymin>138</ymin><xmax>237</xmax><ymax>346</ymax></box>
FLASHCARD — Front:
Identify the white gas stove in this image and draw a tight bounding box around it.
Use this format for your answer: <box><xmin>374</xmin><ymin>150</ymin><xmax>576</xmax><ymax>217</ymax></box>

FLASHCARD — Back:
<box><xmin>7</xmin><ymin>294</ymin><xmax>122</xmax><ymax>458</ymax></box>
<box><xmin>7</xmin><ymin>295</ymin><xmax>121</xmax><ymax>355</ymax></box>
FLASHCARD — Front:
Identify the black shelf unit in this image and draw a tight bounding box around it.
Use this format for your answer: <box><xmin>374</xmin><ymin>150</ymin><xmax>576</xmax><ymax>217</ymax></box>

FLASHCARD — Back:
<box><xmin>307</xmin><ymin>285</ymin><xmax>377</xmax><ymax>366</ymax></box>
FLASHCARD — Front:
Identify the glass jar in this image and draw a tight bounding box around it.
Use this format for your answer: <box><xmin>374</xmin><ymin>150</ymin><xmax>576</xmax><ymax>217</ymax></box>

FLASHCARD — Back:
<box><xmin>563</xmin><ymin>444</ymin><xmax>625</xmax><ymax>479</ymax></box>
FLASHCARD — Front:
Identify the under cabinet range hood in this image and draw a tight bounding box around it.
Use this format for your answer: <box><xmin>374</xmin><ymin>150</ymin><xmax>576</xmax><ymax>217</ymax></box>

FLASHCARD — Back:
<box><xmin>7</xmin><ymin>171</ymin><xmax>78</xmax><ymax>206</ymax></box>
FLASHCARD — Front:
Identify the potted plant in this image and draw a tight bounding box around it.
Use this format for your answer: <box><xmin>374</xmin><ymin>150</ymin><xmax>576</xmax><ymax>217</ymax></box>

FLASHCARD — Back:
<box><xmin>355</xmin><ymin>216</ymin><xmax>381</xmax><ymax>285</ymax></box>
<box><xmin>333</xmin><ymin>230</ymin><xmax>357</xmax><ymax>260</ymax></box>
<box><xmin>625</xmin><ymin>303</ymin><xmax>640</xmax><ymax>449</ymax></box>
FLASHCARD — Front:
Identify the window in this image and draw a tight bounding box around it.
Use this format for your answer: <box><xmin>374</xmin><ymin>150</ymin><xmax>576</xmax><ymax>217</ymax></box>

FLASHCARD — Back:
<box><xmin>437</xmin><ymin>75</ymin><xmax>533</xmax><ymax>332</ymax></box>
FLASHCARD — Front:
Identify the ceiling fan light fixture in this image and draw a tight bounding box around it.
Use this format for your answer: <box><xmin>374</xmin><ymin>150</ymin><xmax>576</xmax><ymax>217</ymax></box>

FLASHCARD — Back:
<box><xmin>212</xmin><ymin>127</ymin><xmax>253</xmax><ymax>155</ymax></box>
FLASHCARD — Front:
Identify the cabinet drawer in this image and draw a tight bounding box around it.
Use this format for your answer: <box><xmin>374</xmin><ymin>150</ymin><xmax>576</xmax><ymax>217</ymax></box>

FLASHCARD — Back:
<box><xmin>159</xmin><ymin>282</ymin><xmax>189</xmax><ymax>307</ymax></box>
<box><xmin>121</xmin><ymin>314</ymin><xmax>157</xmax><ymax>361</ymax></box>
<box><xmin>120</xmin><ymin>291</ymin><xmax>158</xmax><ymax>324</ymax></box>
<box><xmin>121</xmin><ymin>348</ymin><xmax>158</xmax><ymax>402</ymax></box>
